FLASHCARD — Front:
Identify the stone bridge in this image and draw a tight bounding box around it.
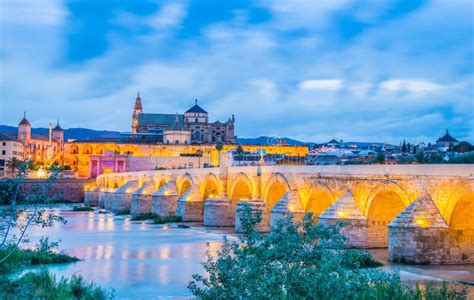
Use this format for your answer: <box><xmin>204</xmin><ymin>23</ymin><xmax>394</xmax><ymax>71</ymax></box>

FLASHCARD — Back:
<box><xmin>85</xmin><ymin>164</ymin><xmax>474</xmax><ymax>264</ymax></box>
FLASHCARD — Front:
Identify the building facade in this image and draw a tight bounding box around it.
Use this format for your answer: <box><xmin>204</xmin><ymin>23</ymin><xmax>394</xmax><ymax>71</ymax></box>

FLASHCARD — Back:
<box><xmin>132</xmin><ymin>94</ymin><xmax>236</xmax><ymax>144</ymax></box>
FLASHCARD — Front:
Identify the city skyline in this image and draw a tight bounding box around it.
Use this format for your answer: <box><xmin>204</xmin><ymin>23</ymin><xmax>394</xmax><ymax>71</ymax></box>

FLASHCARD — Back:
<box><xmin>1</xmin><ymin>0</ymin><xmax>473</xmax><ymax>144</ymax></box>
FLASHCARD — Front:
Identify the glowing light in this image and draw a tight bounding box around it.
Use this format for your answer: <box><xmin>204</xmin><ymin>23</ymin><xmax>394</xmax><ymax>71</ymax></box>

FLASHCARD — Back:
<box><xmin>36</xmin><ymin>168</ymin><xmax>46</xmax><ymax>178</ymax></box>
<box><xmin>288</xmin><ymin>205</ymin><xmax>295</xmax><ymax>212</ymax></box>
<box><xmin>337</xmin><ymin>211</ymin><xmax>347</xmax><ymax>218</ymax></box>
<box><xmin>414</xmin><ymin>217</ymin><xmax>430</xmax><ymax>228</ymax></box>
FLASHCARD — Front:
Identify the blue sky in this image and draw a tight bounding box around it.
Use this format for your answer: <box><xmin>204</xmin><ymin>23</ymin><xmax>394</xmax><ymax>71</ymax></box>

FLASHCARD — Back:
<box><xmin>0</xmin><ymin>0</ymin><xmax>473</xmax><ymax>144</ymax></box>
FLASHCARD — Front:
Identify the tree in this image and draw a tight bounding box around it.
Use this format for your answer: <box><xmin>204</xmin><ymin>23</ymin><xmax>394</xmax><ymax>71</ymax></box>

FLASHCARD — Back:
<box><xmin>0</xmin><ymin>163</ymin><xmax>64</xmax><ymax>266</ymax></box>
<box><xmin>452</xmin><ymin>141</ymin><xmax>473</xmax><ymax>153</ymax></box>
<box><xmin>215</xmin><ymin>142</ymin><xmax>224</xmax><ymax>167</ymax></box>
<box><xmin>401</xmin><ymin>140</ymin><xmax>407</xmax><ymax>153</ymax></box>
<box><xmin>5</xmin><ymin>157</ymin><xmax>22</xmax><ymax>177</ymax></box>
<box><xmin>415</xmin><ymin>151</ymin><xmax>425</xmax><ymax>163</ymax></box>
<box><xmin>235</xmin><ymin>145</ymin><xmax>244</xmax><ymax>166</ymax></box>
<box><xmin>375</xmin><ymin>152</ymin><xmax>385</xmax><ymax>164</ymax></box>
<box><xmin>188</xmin><ymin>206</ymin><xmax>466</xmax><ymax>299</ymax></box>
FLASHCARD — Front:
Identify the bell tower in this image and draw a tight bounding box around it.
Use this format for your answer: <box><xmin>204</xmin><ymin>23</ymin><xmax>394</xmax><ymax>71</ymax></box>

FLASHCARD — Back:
<box><xmin>131</xmin><ymin>92</ymin><xmax>143</xmax><ymax>134</ymax></box>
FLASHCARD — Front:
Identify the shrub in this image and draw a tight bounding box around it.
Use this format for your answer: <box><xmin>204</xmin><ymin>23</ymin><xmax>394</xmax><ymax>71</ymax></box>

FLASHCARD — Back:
<box><xmin>153</xmin><ymin>215</ymin><xmax>182</xmax><ymax>224</ymax></box>
<box><xmin>0</xmin><ymin>270</ymin><xmax>113</xmax><ymax>300</ymax></box>
<box><xmin>131</xmin><ymin>213</ymin><xmax>158</xmax><ymax>221</ymax></box>
<box><xmin>188</xmin><ymin>207</ymin><xmax>467</xmax><ymax>299</ymax></box>
<box><xmin>115</xmin><ymin>208</ymin><xmax>130</xmax><ymax>215</ymax></box>
<box><xmin>72</xmin><ymin>205</ymin><xmax>94</xmax><ymax>212</ymax></box>
<box><xmin>0</xmin><ymin>237</ymin><xmax>79</xmax><ymax>274</ymax></box>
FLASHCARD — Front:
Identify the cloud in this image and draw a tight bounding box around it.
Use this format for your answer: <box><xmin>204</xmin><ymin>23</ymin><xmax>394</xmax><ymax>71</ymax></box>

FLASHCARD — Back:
<box><xmin>0</xmin><ymin>0</ymin><xmax>68</xmax><ymax>27</ymax></box>
<box><xmin>148</xmin><ymin>2</ymin><xmax>187</xmax><ymax>30</ymax></box>
<box><xmin>298</xmin><ymin>79</ymin><xmax>343</xmax><ymax>91</ymax></box>
<box><xmin>379</xmin><ymin>79</ymin><xmax>446</xmax><ymax>93</ymax></box>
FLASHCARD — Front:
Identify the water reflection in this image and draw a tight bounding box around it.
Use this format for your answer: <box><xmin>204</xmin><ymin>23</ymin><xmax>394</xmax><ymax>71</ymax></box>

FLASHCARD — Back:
<box><xmin>24</xmin><ymin>207</ymin><xmax>224</xmax><ymax>298</ymax></box>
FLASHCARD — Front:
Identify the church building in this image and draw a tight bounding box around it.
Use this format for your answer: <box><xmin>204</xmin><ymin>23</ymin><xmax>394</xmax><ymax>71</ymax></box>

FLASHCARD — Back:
<box><xmin>131</xmin><ymin>93</ymin><xmax>236</xmax><ymax>144</ymax></box>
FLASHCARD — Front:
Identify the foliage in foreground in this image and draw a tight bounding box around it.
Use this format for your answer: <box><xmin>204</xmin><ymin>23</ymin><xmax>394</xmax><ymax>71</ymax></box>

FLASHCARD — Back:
<box><xmin>115</xmin><ymin>208</ymin><xmax>130</xmax><ymax>215</ymax></box>
<box><xmin>188</xmin><ymin>205</ymin><xmax>467</xmax><ymax>299</ymax></box>
<box><xmin>131</xmin><ymin>212</ymin><xmax>158</xmax><ymax>221</ymax></box>
<box><xmin>0</xmin><ymin>270</ymin><xmax>113</xmax><ymax>300</ymax></box>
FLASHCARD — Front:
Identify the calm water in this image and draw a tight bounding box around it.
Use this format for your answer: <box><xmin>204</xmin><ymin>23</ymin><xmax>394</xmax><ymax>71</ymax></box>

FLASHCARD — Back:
<box><xmin>24</xmin><ymin>206</ymin><xmax>226</xmax><ymax>298</ymax></box>
<box><xmin>19</xmin><ymin>206</ymin><xmax>474</xmax><ymax>298</ymax></box>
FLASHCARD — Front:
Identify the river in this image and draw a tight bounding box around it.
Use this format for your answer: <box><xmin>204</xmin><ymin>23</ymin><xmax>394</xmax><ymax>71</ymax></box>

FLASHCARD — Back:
<box><xmin>19</xmin><ymin>206</ymin><xmax>474</xmax><ymax>298</ymax></box>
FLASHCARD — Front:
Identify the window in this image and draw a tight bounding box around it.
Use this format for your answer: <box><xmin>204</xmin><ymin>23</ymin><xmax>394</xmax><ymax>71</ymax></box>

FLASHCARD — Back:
<box><xmin>195</xmin><ymin>118</ymin><xmax>198</xmax><ymax>123</ymax></box>
<box><xmin>2</xmin><ymin>142</ymin><xmax>5</xmax><ymax>146</ymax></box>
<box><xmin>1</xmin><ymin>150</ymin><xmax>5</xmax><ymax>155</ymax></box>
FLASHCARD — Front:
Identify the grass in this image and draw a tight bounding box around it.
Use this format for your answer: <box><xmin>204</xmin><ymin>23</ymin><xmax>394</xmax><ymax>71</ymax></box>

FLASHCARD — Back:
<box><xmin>115</xmin><ymin>208</ymin><xmax>130</xmax><ymax>215</ymax></box>
<box><xmin>0</xmin><ymin>238</ymin><xmax>79</xmax><ymax>275</ymax></box>
<box><xmin>0</xmin><ymin>270</ymin><xmax>113</xmax><ymax>300</ymax></box>
<box><xmin>72</xmin><ymin>205</ymin><xmax>94</xmax><ymax>212</ymax></box>
<box><xmin>153</xmin><ymin>215</ymin><xmax>182</xmax><ymax>224</ymax></box>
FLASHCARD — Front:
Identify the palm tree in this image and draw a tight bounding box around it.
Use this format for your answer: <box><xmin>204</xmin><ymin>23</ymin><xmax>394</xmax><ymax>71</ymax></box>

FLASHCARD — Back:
<box><xmin>215</xmin><ymin>142</ymin><xmax>223</xmax><ymax>166</ymax></box>
<box><xmin>236</xmin><ymin>145</ymin><xmax>244</xmax><ymax>166</ymax></box>
<box><xmin>5</xmin><ymin>157</ymin><xmax>22</xmax><ymax>177</ymax></box>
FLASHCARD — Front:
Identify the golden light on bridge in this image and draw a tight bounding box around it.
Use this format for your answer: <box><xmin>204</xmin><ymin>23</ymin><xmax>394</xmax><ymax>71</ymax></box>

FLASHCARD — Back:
<box><xmin>337</xmin><ymin>210</ymin><xmax>347</xmax><ymax>218</ymax></box>
<box><xmin>414</xmin><ymin>217</ymin><xmax>430</xmax><ymax>228</ymax></box>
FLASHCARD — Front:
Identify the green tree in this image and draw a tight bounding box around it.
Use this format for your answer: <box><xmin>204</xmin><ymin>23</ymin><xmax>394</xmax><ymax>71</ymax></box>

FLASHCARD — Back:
<box><xmin>375</xmin><ymin>153</ymin><xmax>385</xmax><ymax>164</ymax></box>
<box><xmin>189</xmin><ymin>206</ymin><xmax>467</xmax><ymax>299</ymax></box>
<box><xmin>401</xmin><ymin>140</ymin><xmax>407</xmax><ymax>153</ymax></box>
<box><xmin>235</xmin><ymin>145</ymin><xmax>244</xmax><ymax>166</ymax></box>
<box><xmin>5</xmin><ymin>157</ymin><xmax>22</xmax><ymax>177</ymax></box>
<box><xmin>215</xmin><ymin>142</ymin><xmax>224</xmax><ymax>167</ymax></box>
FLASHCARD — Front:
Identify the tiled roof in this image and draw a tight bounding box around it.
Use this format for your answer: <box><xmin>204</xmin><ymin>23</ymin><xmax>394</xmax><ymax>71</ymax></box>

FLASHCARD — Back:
<box><xmin>436</xmin><ymin>130</ymin><xmax>458</xmax><ymax>143</ymax></box>
<box><xmin>185</xmin><ymin>103</ymin><xmax>207</xmax><ymax>114</ymax></box>
<box><xmin>138</xmin><ymin>113</ymin><xmax>184</xmax><ymax>127</ymax></box>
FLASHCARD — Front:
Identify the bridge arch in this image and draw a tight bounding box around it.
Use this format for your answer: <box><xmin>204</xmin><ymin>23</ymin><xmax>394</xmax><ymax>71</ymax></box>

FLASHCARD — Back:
<box><xmin>202</xmin><ymin>173</ymin><xmax>221</xmax><ymax>200</ymax></box>
<box><xmin>229</xmin><ymin>173</ymin><xmax>254</xmax><ymax>208</ymax></box>
<box><xmin>305</xmin><ymin>182</ymin><xmax>336</xmax><ymax>218</ymax></box>
<box><xmin>366</xmin><ymin>183</ymin><xmax>409</xmax><ymax>248</ymax></box>
<box><xmin>264</xmin><ymin>173</ymin><xmax>291</xmax><ymax>211</ymax></box>
<box><xmin>177</xmin><ymin>173</ymin><xmax>194</xmax><ymax>195</ymax></box>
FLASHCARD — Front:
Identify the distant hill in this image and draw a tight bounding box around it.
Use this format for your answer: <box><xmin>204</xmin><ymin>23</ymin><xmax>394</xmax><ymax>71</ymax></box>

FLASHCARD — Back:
<box><xmin>237</xmin><ymin>136</ymin><xmax>311</xmax><ymax>146</ymax></box>
<box><xmin>0</xmin><ymin>125</ymin><xmax>393</xmax><ymax>148</ymax></box>
<box><xmin>0</xmin><ymin>125</ymin><xmax>121</xmax><ymax>141</ymax></box>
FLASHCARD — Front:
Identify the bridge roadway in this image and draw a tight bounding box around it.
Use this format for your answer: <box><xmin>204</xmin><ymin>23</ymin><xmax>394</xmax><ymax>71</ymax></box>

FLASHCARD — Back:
<box><xmin>85</xmin><ymin>164</ymin><xmax>474</xmax><ymax>264</ymax></box>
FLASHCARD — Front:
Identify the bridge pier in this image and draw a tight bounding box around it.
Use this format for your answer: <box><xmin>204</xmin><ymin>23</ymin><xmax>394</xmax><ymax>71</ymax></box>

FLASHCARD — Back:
<box><xmin>176</xmin><ymin>184</ymin><xmax>203</xmax><ymax>221</ymax></box>
<box><xmin>389</xmin><ymin>195</ymin><xmax>471</xmax><ymax>264</ymax></box>
<box><xmin>130</xmin><ymin>182</ymin><xmax>155</xmax><ymax>215</ymax></box>
<box><xmin>100</xmin><ymin>188</ymin><xmax>115</xmax><ymax>210</ymax></box>
<box><xmin>270</xmin><ymin>191</ymin><xmax>304</xmax><ymax>229</ymax></box>
<box><xmin>152</xmin><ymin>180</ymin><xmax>180</xmax><ymax>217</ymax></box>
<box><xmin>204</xmin><ymin>196</ymin><xmax>234</xmax><ymax>227</ymax></box>
<box><xmin>112</xmin><ymin>181</ymin><xmax>139</xmax><ymax>213</ymax></box>
<box><xmin>84</xmin><ymin>187</ymin><xmax>100</xmax><ymax>206</ymax></box>
<box><xmin>318</xmin><ymin>192</ymin><xmax>368</xmax><ymax>248</ymax></box>
<box><xmin>235</xmin><ymin>200</ymin><xmax>269</xmax><ymax>233</ymax></box>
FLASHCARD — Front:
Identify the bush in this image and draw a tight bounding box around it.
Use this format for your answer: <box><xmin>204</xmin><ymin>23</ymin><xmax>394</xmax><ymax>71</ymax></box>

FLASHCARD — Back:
<box><xmin>115</xmin><ymin>208</ymin><xmax>130</xmax><ymax>215</ymax></box>
<box><xmin>72</xmin><ymin>205</ymin><xmax>94</xmax><ymax>212</ymax></box>
<box><xmin>0</xmin><ymin>238</ymin><xmax>79</xmax><ymax>275</ymax></box>
<box><xmin>188</xmin><ymin>207</ymin><xmax>467</xmax><ymax>299</ymax></box>
<box><xmin>153</xmin><ymin>215</ymin><xmax>182</xmax><ymax>224</ymax></box>
<box><xmin>131</xmin><ymin>213</ymin><xmax>158</xmax><ymax>221</ymax></box>
<box><xmin>0</xmin><ymin>271</ymin><xmax>113</xmax><ymax>300</ymax></box>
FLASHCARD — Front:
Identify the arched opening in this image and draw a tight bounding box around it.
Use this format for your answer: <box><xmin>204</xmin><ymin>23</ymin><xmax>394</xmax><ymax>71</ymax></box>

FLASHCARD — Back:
<box><xmin>180</xmin><ymin>180</ymin><xmax>191</xmax><ymax>195</ymax></box>
<box><xmin>82</xmin><ymin>145</ymin><xmax>92</xmax><ymax>154</ymax></box>
<box><xmin>95</xmin><ymin>145</ymin><xmax>106</xmax><ymax>155</ymax></box>
<box><xmin>230</xmin><ymin>180</ymin><xmax>252</xmax><ymax>208</ymax></box>
<box><xmin>203</xmin><ymin>179</ymin><xmax>219</xmax><ymax>200</ymax></box>
<box><xmin>450</xmin><ymin>192</ymin><xmax>474</xmax><ymax>247</ymax></box>
<box><xmin>265</xmin><ymin>181</ymin><xmax>288</xmax><ymax>212</ymax></box>
<box><xmin>367</xmin><ymin>190</ymin><xmax>407</xmax><ymax>248</ymax></box>
<box><xmin>305</xmin><ymin>189</ymin><xmax>333</xmax><ymax>218</ymax></box>
<box><xmin>69</xmin><ymin>145</ymin><xmax>78</xmax><ymax>154</ymax></box>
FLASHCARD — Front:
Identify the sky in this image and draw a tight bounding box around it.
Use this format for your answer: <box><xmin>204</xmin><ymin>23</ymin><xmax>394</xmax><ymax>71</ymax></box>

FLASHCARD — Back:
<box><xmin>0</xmin><ymin>0</ymin><xmax>473</xmax><ymax>144</ymax></box>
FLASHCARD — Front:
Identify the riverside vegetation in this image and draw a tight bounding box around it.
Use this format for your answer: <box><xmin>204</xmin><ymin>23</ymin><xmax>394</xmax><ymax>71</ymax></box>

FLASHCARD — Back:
<box><xmin>188</xmin><ymin>204</ymin><xmax>468</xmax><ymax>299</ymax></box>
<box><xmin>0</xmin><ymin>162</ymin><xmax>112</xmax><ymax>299</ymax></box>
